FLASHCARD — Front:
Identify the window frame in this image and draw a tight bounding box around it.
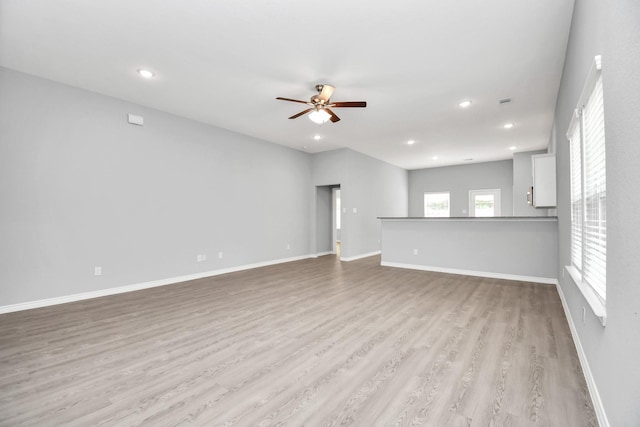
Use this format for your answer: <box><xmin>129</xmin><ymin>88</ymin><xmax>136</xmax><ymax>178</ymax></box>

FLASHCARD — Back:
<box><xmin>468</xmin><ymin>189</ymin><xmax>501</xmax><ymax>217</ymax></box>
<box><xmin>565</xmin><ymin>55</ymin><xmax>607</xmax><ymax>325</ymax></box>
<box><xmin>423</xmin><ymin>191</ymin><xmax>451</xmax><ymax>218</ymax></box>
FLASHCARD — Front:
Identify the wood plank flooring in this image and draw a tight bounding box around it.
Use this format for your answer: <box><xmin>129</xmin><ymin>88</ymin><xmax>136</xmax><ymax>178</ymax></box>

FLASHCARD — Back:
<box><xmin>0</xmin><ymin>255</ymin><xmax>596</xmax><ymax>426</ymax></box>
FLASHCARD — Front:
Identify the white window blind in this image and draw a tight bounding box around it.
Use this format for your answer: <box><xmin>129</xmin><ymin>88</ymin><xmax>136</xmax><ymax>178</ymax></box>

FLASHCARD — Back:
<box><xmin>567</xmin><ymin>55</ymin><xmax>606</xmax><ymax>302</ymax></box>
<box><xmin>582</xmin><ymin>76</ymin><xmax>606</xmax><ymax>299</ymax></box>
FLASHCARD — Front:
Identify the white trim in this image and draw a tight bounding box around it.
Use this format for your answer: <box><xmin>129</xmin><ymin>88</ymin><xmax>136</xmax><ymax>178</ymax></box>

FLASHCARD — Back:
<box><xmin>555</xmin><ymin>281</ymin><xmax>610</xmax><ymax>427</ymax></box>
<box><xmin>468</xmin><ymin>188</ymin><xmax>501</xmax><ymax>217</ymax></box>
<box><xmin>314</xmin><ymin>251</ymin><xmax>333</xmax><ymax>257</ymax></box>
<box><xmin>380</xmin><ymin>261</ymin><xmax>557</xmax><ymax>285</ymax></box>
<box><xmin>567</xmin><ymin>55</ymin><xmax>603</xmax><ymax>138</ymax></box>
<box><xmin>565</xmin><ymin>265</ymin><xmax>606</xmax><ymax>326</ymax></box>
<box><xmin>340</xmin><ymin>251</ymin><xmax>381</xmax><ymax>262</ymax></box>
<box><xmin>577</xmin><ymin>55</ymin><xmax>602</xmax><ymax>111</ymax></box>
<box><xmin>566</xmin><ymin>107</ymin><xmax>582</xmax><ymax>140</ymax></box>
<box><xmin>0</xmin><ymin>254</ymin><xmax>313</xmax><ymax>314</ymax></box>
<box><xmin>423</xmin><ymin>191</ymin><xmax>451</xmax><ymax>217</ymax></box>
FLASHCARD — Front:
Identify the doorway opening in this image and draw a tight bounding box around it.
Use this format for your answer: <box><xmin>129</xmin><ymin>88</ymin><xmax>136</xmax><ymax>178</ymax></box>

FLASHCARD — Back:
<box><xmin>333</xmin><ymin>187</ymin><xmax>341</xmax><ymax>257</ymax></box>
<box><xmin>315</xmin><ymin>184</ymin><xmax>341</xmax><ymax>258</ymax></box>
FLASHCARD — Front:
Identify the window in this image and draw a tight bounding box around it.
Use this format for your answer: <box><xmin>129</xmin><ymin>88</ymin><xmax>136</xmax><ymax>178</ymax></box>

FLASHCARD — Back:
<box><xmin>424</xmin><ymin>192</ymin><xmax>450</xmax><ymax>217</ymax></box>
<box><xmin>469</xmin><ymin>189</ymin><xmax>501</xmax><ymax>217</ymax></box>
<box><xmin>567</xmin><ymin>55</ymin><xmax>607</xmax><ymax>310</ymax></box>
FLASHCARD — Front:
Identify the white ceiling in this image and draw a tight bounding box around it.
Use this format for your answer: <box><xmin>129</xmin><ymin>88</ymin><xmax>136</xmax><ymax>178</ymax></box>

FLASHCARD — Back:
<box><xmin>0</xmin><ymin>0</ymin><xmax>575</xmax><ymax>170</ymax></box>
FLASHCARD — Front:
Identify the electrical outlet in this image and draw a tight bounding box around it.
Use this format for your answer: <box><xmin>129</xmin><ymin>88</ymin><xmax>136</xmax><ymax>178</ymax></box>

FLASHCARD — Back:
<box><xmin>218</xmin><ymin>251</ymin><xmax>223</xmax><ymax>259</ymax></box>
<box><xmin>94</xmin><ymin>266</ymin><xmax>102</xmax><ymax>276</ymax></box>
<box><xmin>413</xmin><ymin>249</ymin><xmax>418</xmax><ymax>255</ymax></box>
<box><xmin>286</xmin><ymin>243</ymin><xmax>290</xmax><ymax>250</ymax></box>
<box><xmin>202</xmin><ymin>254</ymin><xmax>207</xmax><ymax>261</ymax></box>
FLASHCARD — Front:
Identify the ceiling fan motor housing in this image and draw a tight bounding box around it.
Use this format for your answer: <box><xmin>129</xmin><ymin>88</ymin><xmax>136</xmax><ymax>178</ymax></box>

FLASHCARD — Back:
<box><xmin>312</xmin><ymin>84</ymin><xmax>330</xmax><ymax>104</ymax></box>
<box><xmin>311</xmin><ymin>95</ymin><xmax>326</xmax><ymax>105</ymax></box>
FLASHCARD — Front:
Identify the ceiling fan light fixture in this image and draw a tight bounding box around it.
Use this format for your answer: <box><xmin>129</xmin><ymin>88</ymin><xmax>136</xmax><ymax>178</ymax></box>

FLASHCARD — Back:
<box><xmin>309</xmin><ymin>109</ymin><xmax>331</xmax><ymax>124</ymax></box>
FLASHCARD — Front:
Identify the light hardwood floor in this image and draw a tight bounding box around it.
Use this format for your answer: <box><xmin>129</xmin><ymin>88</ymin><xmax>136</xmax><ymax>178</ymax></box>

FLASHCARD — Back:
<box><xmin>0</xmin><ymin>255</ymin><xmax>596</xmax><ymax>426</ymax></box>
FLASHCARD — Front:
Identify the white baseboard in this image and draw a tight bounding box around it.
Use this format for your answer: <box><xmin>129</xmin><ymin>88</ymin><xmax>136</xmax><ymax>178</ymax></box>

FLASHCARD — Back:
<box><xmin>555</xmin><ymin>282</ymin><xmax>610</xmax><ymax>427</ymax></box>
<box><xmin>380</xmin><ymin>261</ymin><xmax>558</xmax><ymax>285</ymax></box>
<box><xmin>0</xmin><ymin>254</ymin><xmax>313</xmax><ymax>315</ymax></box>
<box><xmin>313</xmin><ymin>251</ymin><xmax>333</xmax><ymax>257</ymax></box>
<box><xmin>340</xmin><ymin>251</ymin><xmax>381</xmax><ymax>262</ymax></box>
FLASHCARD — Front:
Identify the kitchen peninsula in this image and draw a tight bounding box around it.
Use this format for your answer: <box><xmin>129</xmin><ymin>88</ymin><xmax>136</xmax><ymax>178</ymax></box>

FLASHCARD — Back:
<box><xmin>379</xmin><ymin>217</ymin><xmax>558</xmax><ymax>284</ymax></box>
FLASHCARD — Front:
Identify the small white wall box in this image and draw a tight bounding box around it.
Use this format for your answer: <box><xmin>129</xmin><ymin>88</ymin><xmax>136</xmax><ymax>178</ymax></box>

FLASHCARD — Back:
<box><xmin>127</xmin><ymin>114</ymin><xmax>144</xmax><ymax>126</ymax></box>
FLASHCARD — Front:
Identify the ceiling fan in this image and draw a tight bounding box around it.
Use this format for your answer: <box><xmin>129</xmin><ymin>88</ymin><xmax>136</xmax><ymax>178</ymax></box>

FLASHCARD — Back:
<box><xmin>276</xmin><ymin>84</ymin><xmax>366</xmax><ymax>124</ymax></box>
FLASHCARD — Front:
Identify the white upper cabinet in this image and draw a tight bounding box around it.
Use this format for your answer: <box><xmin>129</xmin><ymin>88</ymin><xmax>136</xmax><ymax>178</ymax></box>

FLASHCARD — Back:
<box><xmin>532</xmin><ymin>154</ymin><xmax>557</xmax><ymax>208</ymax></box>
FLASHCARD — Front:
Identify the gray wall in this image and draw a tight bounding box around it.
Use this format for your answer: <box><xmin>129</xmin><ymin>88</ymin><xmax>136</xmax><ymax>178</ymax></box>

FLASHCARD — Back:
<box><xmin>553</xmin><ymin>0</ymin><xmax>640</xmax><ymax>424</ymax></box>
<box><xmin>0</xmin><ymin>67</ymin><xmax>312</xmax><ymax>305</ymax></box>
<box><xmin>408</xmin><ymin>160</ymin><xmax>514</xmax><ymax>217</ymax></box>
<box><xmin>512</xmin><ymin>150</ymin><xmax>549</xmax><ymax>216</ymax></box>
<box><xmin>0</xmin><ymin>67</ymin><xmax>410</xmax><ymax>306</ymax></box>
<box><xmin>312</xmin><ymin>149</ymin><xmax>408</xmax><ymax>259</ymax></box>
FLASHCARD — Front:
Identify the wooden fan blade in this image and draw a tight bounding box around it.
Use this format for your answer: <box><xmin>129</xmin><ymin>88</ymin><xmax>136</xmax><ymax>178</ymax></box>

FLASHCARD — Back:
<box><xmin>318</xmin><ymin>85</ymin><xmax>335</xmax><ymax>102</ymax></box>
<box><xmin>288</xmin><ymin>108</ymin><xmax>313</xmax><ymax>119</ymax></box>
<box><xmin>329</xmin><ymin>101</ymin><xmax>367</xmax><ymax>108</ymax></box>
<box><xmin>325</xmin><ymin>108</ymin><xmax>341</xmax><ymax>123</ymax></box>
<box><xmin>276</xmin><ymin>97</ymin><xmax>310</xmax><ymax>105</ymax></box>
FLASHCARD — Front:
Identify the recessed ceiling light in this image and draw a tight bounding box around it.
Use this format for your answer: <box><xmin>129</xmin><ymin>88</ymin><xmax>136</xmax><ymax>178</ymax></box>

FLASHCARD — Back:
<box><xmin>137</xmin><ymin>69</ymin><xmax>155</xmax><ymax>79</ymax></box>
<box><xmin>509</xmin><ymin>146</ymin><xmax>517</xmax><ymax>150</ymax></box>
<box><xmin>407</xmin><ymin>140</ymin><xmax>415</xmax><ymax>145</ymax></box>
<box><xmin>459</xmin><ymin>100</ymin><xmax>472</xmax><ymax>108</ymax></box>
<box><xmin>313</xmin><ymin>135</ymin><xmax>321</xmax><ymax>141</ymax></box>
<box><xmin>503</xmin><ymin>123</ymin><xmax>514</xmax><ymax>129</ymax></box>
<box><xmin>432</xmin><ymin>156</ymin><xmax>438</xmax><ymax>160</ymax></box>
